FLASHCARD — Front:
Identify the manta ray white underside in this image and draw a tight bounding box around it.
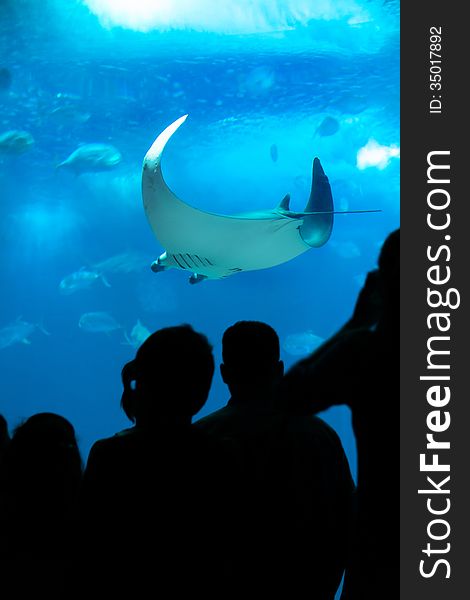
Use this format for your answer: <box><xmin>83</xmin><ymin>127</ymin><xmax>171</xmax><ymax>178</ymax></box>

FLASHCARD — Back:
<box><xmin>142</xmin><ymin>114</ymin><xmax>338</xmax><ymax>284</ymax></box>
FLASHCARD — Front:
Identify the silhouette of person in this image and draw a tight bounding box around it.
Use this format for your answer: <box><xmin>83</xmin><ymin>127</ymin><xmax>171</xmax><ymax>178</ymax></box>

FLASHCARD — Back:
<box><xmin>195</xmin><ymin>320</ymin><xmax>354</xmax><ymax>599</ymax></box>
<box><xmin>0</xmin><ymin>413</ymin><xmax>10</xmax><ymax>557</ymax></box>
<box><xmin>80</xmin><ymin>324</ymin><xmax>235</xmax><ymax>596</ymax></box>
<box><xmin>0</xmin><ymin>412</ymin><xmax>83</xmax><ymax>563</ymax></box>
<box><xmin>281</xmin><ymin>229</ymin><xmax>399</xmax><ymax>599</ymax></box>
<box><xmin>0</xmin><ymin>414</ymin><xmax>10</xmax><ymax>462</ymax></box>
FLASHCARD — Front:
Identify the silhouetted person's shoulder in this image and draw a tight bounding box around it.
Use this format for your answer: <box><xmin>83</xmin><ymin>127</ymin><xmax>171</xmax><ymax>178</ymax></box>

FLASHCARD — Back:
<box><xmin>195</xmin><ymin>400</ymin><xmax>286</xmax><ymax>438</ymax></box>
<box><xmin>85</xmin><ymin>426</ymin><xmax>150</xmax><ymax>461</ymax></box>
<box><xmin>286</xmin><ymin>412</ymin><xmax>354</xmax><ymax>455</ymax></box>
<box><xmin>284</xmin><ymin>412</ymin><xmax>355</xmax><ymax>493</ymax></box>
<box><xmin>83</xmin><ymin>423</ymin><xmax>230</xmax><ymax>500</ymax></box>
<box><xmin>194</xmin><ymin>403</ymin><xmax>238</xmax><ymax>431</ymax></box>
<box><xmin>82</xmin><ymin>427</ymin><xmax>138</xmax><ymax>490</ymax></box>
<box><xmin>85</xmin><ymin>424</ymin><xmax>228</xmax><ymax>474</ymax></box>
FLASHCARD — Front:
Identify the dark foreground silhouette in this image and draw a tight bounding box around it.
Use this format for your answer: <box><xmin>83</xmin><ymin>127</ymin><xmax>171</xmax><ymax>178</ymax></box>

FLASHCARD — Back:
<box><xmin>196</xmin><ymin>320</ymin><xmax>355</xmax><ymax>598</ymax></box>
<box><xmin>0</xmin><ymin>412</ymin><xmax>82</xmax><ymax>560</ymax></box>
<box><xmin>0</xmin><ymin>226</ymin><xmax>398</xmax><ymax>598</ymax></box>
<box><xmin>282</xmin><ymin>229</ymin><xmax>400</xmax><ymax>599</ymax></box>
<box><xmin>79</xmin><ymin>324</ymin><xmax>236</xmax><ymax>596</ymax></box>
<box><xmin>0</xmin><ymin>414</ymin><xmax>10</xmax><ymax>462</ymax></box>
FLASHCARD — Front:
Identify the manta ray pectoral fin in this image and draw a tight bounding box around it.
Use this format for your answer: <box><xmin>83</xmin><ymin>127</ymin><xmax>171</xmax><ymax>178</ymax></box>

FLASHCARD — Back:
<box><xmin>305</xmin><ymin>158</ymin><xmax>331</xmax><ymax>213</ymax></box>
<box><xmin>299</xmin><ymin>157</ymin><xmax>334</xmax><ymax>248</ymax></box>
<box><xmin>144</xmin><ymin>114</ymin><xmax>188</xmax><ymax>168</ymax></box>
<box><xmin>189</xmin><ymin>273</ymin><xmax>208</xmax><ymax>285</ymax></box>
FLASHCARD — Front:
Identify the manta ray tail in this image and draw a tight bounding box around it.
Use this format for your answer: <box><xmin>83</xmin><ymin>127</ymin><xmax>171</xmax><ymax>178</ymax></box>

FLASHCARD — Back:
<box><xmin>299</xmin><ymin>157</ymin><xmax>334</xmax><ymax>248</ymax></box>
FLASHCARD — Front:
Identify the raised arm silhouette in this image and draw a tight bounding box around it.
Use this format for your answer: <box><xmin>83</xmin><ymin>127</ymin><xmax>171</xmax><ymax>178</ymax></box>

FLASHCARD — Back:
<box><xmin>281</xmin><ymin>229</ymin><xmax>400</xmax><ymax>600</ymax></box>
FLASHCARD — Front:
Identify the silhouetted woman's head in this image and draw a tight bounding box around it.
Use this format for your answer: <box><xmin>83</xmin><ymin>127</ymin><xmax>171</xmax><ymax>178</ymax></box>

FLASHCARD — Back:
<box><xmin>120</xmin><ymin>324</ymin><xmax>215</xmax><ymax>424</ymax></box>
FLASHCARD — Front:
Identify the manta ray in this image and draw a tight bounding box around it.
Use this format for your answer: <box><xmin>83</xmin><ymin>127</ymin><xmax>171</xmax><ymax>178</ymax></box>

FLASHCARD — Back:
<box><xmin>142</xmin><ymin>115</ymin><xmax>371</xmax><ymax>284</ymax></box>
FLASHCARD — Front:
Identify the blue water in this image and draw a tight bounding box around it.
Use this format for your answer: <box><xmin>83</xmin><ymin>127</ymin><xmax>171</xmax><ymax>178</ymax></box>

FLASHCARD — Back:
<box><xmin>0</xmin><ymin>0</ymin><xmax>399</xmax><ymax>485</ymax></box>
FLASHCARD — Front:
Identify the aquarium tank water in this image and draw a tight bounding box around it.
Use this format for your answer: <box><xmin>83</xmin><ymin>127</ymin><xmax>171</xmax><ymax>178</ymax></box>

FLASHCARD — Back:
<box><xmin>0</xmin><ymin>0</ymin><xmax>399</xmax><ymax>498</ymax></box>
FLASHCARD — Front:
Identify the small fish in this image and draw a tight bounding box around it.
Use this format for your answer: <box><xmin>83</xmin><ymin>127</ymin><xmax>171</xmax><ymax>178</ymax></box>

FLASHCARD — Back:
<box><xmin>0</xmin><ymin>317</ymin><xmax>50</xmax><ymax>350</ymax></box>
<box><xmin>283</xmin><ymin>331</ymin><xmax>324</xmax><ymax>357</ymax></box>
<box><xmin>0</xmin><ymin>130</ymin><xmax>34</xmax><ymax>154</ymax></box>
<box><xmin>314</xmin><ymin>116</ymin><xmax>340</xmax><ymax>138</ymax></box>
<box><xmin>78</xmin><ymin>312</ymin><xmax>121</xmax><ymax>334</ymax></box>
<box><xmin>57</xmin><ymin>143</ymin><xmax>122</xmax><ymax>174</ymax></box>
<box><xmin>270</xmin><ymin>143</ymin><xmax>278</xmax><ymax>163</ymax></box>
<box><xmin>59</xmin><ymin>268</ymin><xmax>111</xmax><ymax>295</ymax></box>
<box><xmin>124</xmin><ymin>319</ymin><xmax>151</xmax><ymax>348</ymax></box>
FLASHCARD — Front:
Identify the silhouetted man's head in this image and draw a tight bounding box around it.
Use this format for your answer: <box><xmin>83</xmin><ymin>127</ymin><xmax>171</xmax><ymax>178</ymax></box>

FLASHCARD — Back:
<box><xmin>121</xmin><ymin>324</ymin><xmax>214</xmax><ymax>424</ymax></box>
<box><xmin>220</xmin><ymin>321</ymin><xmax>284</xmax><ymax>401</ymax></box>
